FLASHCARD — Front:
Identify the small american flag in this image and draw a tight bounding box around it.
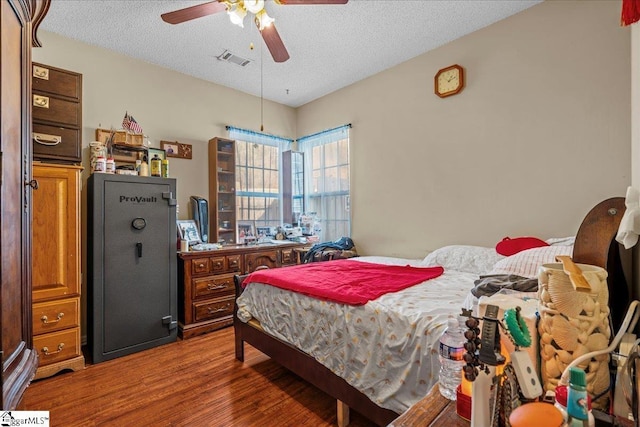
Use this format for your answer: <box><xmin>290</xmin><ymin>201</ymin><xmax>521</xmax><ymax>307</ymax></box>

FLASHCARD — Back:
<box><xmin>122</xmin><ymin>112</ymin><xmax>143</xmax><ymax>134</ymax></box>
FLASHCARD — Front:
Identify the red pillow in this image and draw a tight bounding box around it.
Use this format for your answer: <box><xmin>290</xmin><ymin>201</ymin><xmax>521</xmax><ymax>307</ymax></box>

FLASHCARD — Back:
<box><xmin>495</xmin><ymin>236</ymin><xmax>549</xmax><ymax>256</ymax></box>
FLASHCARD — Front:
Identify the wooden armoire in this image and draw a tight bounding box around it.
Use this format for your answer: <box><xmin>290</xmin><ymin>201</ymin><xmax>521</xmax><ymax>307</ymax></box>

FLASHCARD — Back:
<box><xmin>0</xmin><ymin>0</ymin><xmax>51</xmax><ymax>409</ymax></box>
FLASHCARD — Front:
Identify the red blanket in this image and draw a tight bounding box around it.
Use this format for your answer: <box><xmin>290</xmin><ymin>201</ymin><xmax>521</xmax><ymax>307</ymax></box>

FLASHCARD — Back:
<box><xmin>244</xmin><ymin>259</ymin><xmax>444</xmax><ymax>305</ymax></box>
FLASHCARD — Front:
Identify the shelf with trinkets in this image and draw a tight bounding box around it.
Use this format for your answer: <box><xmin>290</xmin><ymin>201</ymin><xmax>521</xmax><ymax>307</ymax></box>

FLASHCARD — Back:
<box><xmin>91</xmin><ymin>128</ymin><xmax>161</xmax><ymax>177</ymax></box>
<box><xmin>455</xmin><ymin>305</ymin><xmax>636</xmax><ymax>427</ymax></box>
<box><xmin>95</xmin><ymin>128</ymin><xmax>148</xmax><ymax>164</ymax></box>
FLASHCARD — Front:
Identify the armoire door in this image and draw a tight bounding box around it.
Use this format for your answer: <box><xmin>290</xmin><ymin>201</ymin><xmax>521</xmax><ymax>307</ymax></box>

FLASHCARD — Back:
<box><xmin>0</xmin><ymin>0</ymin><xmax>50</xmax><ymax>409</ymax></box>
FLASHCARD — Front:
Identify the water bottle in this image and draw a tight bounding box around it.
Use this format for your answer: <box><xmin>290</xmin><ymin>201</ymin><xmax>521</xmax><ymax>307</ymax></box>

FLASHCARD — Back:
<box><xmin>438</xmin><ymin>317</ymin><xmax>466</xmax><ymax>400</ymax></box>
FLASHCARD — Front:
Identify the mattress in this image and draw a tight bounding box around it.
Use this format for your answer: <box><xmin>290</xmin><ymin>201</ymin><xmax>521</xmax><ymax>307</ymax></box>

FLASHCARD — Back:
<box><xmin>236</xmin><ymin>256</ymin><xmax>478</xmax><ymax>413</ymax></box>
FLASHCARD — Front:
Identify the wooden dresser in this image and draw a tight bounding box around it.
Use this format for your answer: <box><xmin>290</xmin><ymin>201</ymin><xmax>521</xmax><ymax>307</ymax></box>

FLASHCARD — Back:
<box><xmin>32</xmin><ymin>163</ymin><xmax>85</xmax><ymax>379</ymax></box>
<box><xmin>178</xmin><ymin>242</ymin><xmax>305</xmax><ymax>339</ymax></box>
<box><xmin>31</xmin><ymin>62</ymin><xmax>82</xmax><ymax>163</ymax></box>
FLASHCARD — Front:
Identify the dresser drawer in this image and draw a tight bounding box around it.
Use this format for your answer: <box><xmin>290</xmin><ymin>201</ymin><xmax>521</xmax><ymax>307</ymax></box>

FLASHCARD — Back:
<box><xmin>244</xmin><ymin>250</ymin><xmax>278</xmax><ymax>273</ymax></box>
<box><xmin>210</xmin><ymin>255</ymin><xmax>242</xmax><ymax>273</ymax></box>
<box><xmin>193</xmin><ymin>297</ymin><xmax>234</xmax><ymax>322</ymax></box>
<box><xmin>191</xmin><ymin>257</ymin><xmax>210</xmax><ymax>275</ymax></box>
<box><xmin>209</xmin><ymin>256</ymin><xmax>226</xmax><ymax>273</ymax></box>
<box><xmin>33</xmin><ymin>327</ymin><xmax>81</xmax><ymax>366</ymax></box>
<box><xmin>32</xmin><ymin>298</ymin><xmax>79</xmax><ymax>335</ymax></box>
<box><xmin>227</xmin><ymin>254</ymin><xmax>241</xmax><ymax>271</ymax></box>
<box><xmin>33</xmin><ymin>93</ymin><xmax>80</xmax><ymax>127</ymax></box>
<box><xmin>33</xmin><ymin>122</ymin><xmax>81</xmax><ymax>162</ymax></box>
<box><xmin>32</xmin><ymin>63</ymin><xmax>81</xmax><ymax>100</ymax></box>
<box><xmin>191</xmin><ymin>255</ymin><xmax>242</xmax><ymax>276</ymax></box>
<box><xmin>192</xmin><ymin>274</ymin><xmax>234</xmax><ymax>299</ymax></box>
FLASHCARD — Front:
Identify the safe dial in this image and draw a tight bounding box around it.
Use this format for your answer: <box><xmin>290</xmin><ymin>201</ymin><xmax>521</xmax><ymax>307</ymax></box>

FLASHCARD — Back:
<box><xmin>131</xmin><ymin>217</ymin><xmax>146</xmax><ymax>230</ymax></box>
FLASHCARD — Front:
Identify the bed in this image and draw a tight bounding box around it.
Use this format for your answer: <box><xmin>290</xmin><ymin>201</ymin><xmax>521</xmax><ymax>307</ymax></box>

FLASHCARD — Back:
<box><xmin>233</xmin><ymin>197</ymin><xmax>630</xmax><ymax>426</ymax></box>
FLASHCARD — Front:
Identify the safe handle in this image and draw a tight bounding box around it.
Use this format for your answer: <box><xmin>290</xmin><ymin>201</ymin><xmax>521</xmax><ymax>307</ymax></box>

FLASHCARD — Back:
<box><xmin>136</xmin><ymin>242</ymin><xmax>142</xmax><ymax>258</ymax></box>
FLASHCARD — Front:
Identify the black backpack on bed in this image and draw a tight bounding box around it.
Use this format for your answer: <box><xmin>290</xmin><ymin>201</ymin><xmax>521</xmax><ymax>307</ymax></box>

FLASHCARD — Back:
<box><xmin>303</xmin><ymin>237</ymin><xmax>356</xmax><ymax>263</ymax></box>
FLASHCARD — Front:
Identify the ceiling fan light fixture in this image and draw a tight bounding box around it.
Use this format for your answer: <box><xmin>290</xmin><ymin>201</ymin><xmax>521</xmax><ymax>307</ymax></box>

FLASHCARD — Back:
<box><xmin>162</xmin><ymin>0</ymin><xmax>348</xmax><ymax>63</ymax></box>
<box><xmin>255</xmin><ymin>9</ymin><xmax>274</xmax><ymax>30</ymax></box>
<box><xmin>227</xmin><ymin>3</ymin><xmax>247</xmax><ymax>27</ymax></box>
<box><xmin>244</xmin><ymin>0</ymin><xmax>265</xmax><ymax>14</ymax></box>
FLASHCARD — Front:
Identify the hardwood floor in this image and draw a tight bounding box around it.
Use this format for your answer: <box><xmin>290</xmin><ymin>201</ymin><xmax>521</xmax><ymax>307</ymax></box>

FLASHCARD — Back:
<box><xmin>18</xmin><ymin>327</ymin><xmax>379</xmax><ymax>426</ymax></box>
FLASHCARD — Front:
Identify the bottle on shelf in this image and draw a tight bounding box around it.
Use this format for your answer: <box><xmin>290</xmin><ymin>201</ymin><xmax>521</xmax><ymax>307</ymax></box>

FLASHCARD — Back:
<box><xmin>150</xmin><ymin>154</ymin><xmax>161</xmax><ymax>177</ymax></box>
<box><xmin>438</xmin><ymin>317</ymin><xmax>466</xmax><ymax>400</ymax></box>
<box><xmin>161</xmin><ymin>158</ymin><xmax>169</xmax><ymax>178</ymax></box>
<box><xmin>566</xmin><ymin>367</ymin><xmax>593</xmax><ymax>426</ymax></box>
<box><xmin>135</xmin><ymin>159</ymin><xmax>142</xmax><ymax>175</ymax></box>
<box><xmin>554</xmin><ymin>384</ymin><xmax>595</xmax><ymax>427</ymax></box>
<box><xmin>139</xmin><ymin>156</ymin><xmax>149</xmax><ymax>177</ymax></box>
<box><xmin>105</xmin><ymin>157</ymin><xmax>116</xmax><ymax>174</ymax></box>
<box><xmin>94</xmin><ymin>156</ymin><xmax>106</xmax><ymax>173</ymax></box>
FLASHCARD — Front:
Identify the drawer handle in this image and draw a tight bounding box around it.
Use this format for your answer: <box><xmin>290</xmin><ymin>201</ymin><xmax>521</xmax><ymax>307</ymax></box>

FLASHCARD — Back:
<box><xmin>41</xmin><ymin>312</ymin><xmax>64</xmax><ymax>324</ymax></box>
<box><xmin>213</xmin><ymin>262</ymin><xmax>222</xmax><ymax>268</ymax></box>
<box><xmin>42</xmin><ymin>343</ymin><xmax>64</xmax><ymax>356</ymax></box>
<box><xmin>207</xmin><ymin>283</ymin><xmax>227</xmax><ymax>291</ymax></box>
<box><xmin>207</xmin><ymin>304</ymin><xmax>230</xmax><ymax>314</ymax></box>
<box><xmin>197</xmin><ymin>263</ymin><xmax>205</xmax><ymax>269</ymax></box>
<box><xmin>34</xmin><ymin>132</ymin><xmax>62</xmax><ymax>146</ymax></box>
<box><xmin>33</xmin><ymin>94</ymin><xmax>49</xmax><ymax>108</ymax></box>
<box><xmin>33</xmin><ymin>65</ymin><xmax>49</xmax><ymax>80</ymax></box>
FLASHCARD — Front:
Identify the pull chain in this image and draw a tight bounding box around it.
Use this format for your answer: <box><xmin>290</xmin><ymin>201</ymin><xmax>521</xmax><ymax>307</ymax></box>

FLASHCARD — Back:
<box><xmin>260</xmin><ymin>33</ymin><xmax>264</xmax><ymax>132</ymax></box>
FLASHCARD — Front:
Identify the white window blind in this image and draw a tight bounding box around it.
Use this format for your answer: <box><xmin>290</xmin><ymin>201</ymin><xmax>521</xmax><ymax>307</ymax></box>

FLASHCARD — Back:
<box><xmin>297</xmin><ymin>124</ymin><xmax>351</xmax><ymax>242</ymax></box>
<box><xmin>227</xmin><ymin>126</ymin><xmax>292</xmax><ymax>229</ymax></box>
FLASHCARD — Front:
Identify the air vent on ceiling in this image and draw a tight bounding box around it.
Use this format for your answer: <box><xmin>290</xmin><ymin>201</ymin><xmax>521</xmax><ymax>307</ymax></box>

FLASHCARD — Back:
<box><xmin>217</xmin><ymin>50</ymin><xmax>252</xmax><ymax>67</ymax></box>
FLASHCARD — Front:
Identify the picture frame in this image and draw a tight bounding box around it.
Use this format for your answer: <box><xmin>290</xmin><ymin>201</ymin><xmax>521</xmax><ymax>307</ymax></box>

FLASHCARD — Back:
<box><xmin>237</xmin><ymin>221</ymin><xmax>256</xmax><ymax>243</ymax></box>
<box><xmin>177</xmin><ymin>219</ymin><xmax>202</xmax><ymax>244</ymax></box>
<box><xmin>256</xmin><ymin>226</ymin><xmax>272</xmax><ymax>239</ymax></box>
<box><xmin>161</xmin><ymin>140</ymin><xmax>193</xmax><ymax>159</ymax></box>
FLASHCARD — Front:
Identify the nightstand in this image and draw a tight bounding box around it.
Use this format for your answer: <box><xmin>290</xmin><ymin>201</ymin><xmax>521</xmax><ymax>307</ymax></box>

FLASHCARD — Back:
<box><xmin>389</xmin><ymin>384</ymin><xmax>469</xmax><ymax>427</ymax></box>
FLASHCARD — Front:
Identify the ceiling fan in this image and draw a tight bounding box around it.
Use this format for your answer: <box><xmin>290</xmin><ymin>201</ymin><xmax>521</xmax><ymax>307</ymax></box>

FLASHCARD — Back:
<box><xmin>161</xmin><ymin>0</ymin><xmax>348</xmax><ymax>63</ymax></box>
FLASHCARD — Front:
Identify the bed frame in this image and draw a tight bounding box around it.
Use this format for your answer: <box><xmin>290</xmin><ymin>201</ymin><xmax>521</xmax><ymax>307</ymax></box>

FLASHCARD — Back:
<box><xmin>234</xmin><ymin>197</ymin><xmax>629</xmax><ymax>426</ymax></box>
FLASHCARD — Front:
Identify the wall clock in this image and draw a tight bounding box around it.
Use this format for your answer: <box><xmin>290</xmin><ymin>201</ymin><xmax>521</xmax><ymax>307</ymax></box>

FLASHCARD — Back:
<box><xmin>434</xmin><ymin>64</ymin><xmax>464</xmax><ymax>98</ymax></box>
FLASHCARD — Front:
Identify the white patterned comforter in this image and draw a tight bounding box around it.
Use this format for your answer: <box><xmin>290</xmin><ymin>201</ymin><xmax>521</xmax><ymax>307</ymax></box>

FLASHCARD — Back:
<box><xmin>236</xmin><ymin>256</ymin><xmax>478</xmax><ymax>414</ymax></box>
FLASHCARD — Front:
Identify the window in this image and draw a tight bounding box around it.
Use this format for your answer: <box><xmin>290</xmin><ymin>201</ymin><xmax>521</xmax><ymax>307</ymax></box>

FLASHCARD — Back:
<box><xmin>298</xmin><ymin>125</ymin><xmax>351</xmax><ymax>241</ymax></box>
<box><xmin>227</xmin><ymin>127</ymin><xmax>292</xmax><ymax>230</ymax></box>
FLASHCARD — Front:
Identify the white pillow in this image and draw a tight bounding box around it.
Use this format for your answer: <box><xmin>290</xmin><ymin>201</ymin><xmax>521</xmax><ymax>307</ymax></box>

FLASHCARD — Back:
<box><xmin>420</xmin><ymin>245</ymin><xmax>505</xmax><ymax>275</ymax></box>
<box><xmin>488</xmin><ymin>245</ymin><xmax>573</xmax><ymax>278</ymax></box>
<box><xmin>545</xmin><ymin>236</ymin><xmax>576</xmax><ymax>246</ymax></box>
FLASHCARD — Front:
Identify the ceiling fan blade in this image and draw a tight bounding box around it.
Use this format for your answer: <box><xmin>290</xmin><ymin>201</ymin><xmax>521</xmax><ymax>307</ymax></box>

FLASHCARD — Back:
<box><xmin>276</xmin><ymin>0</ymin><xmax>348</xmax><ymax>4</ymax></box>
<box><xmin>261</xmin><ymin>24</ymin><xmax>290</xmax><ymax>63</ymax></box>
<box><xmin>161</xmin><ymin>1</ymin><xmax>227</xmax><ymax>25</ymax></box>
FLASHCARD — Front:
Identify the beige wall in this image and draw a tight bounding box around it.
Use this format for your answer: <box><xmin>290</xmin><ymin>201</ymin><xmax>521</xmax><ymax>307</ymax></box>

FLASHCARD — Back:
<box><xmin>33</xmin><ymin>31</ymin><xmax>297</xmax><ymax>219</ymax></box>
<box><xmin>633</xmin><ymin>25</ymin><xmax>639</xmax><ymax>189</ymax></box>
<box><xmin>33</xmin><ymin>2</ymin><xmax>631</xmax><ymax>261</ymax></box>
<box><xmin>33</xmin><ymin>33</ymin><xmax>297</xmax><ymax>337</ymax></box>
<box><xmin>33</xmin><ymin>1</ymin><xmax>634</xmax><ymax>329</ymax></box>
<box><xmin>298</xmin><ymin>0</ymin><xmax>631</xmax><ymax>258</ymax></box>
<box><xmin>631</xmin><ymin>23</ymin><xmax>639</xmax><ymax>301</ymax></box>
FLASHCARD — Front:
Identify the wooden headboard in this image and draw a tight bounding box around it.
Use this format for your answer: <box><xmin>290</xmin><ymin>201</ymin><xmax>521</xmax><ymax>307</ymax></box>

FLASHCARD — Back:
<box><xmin>572</xmin><ymin>197</ymin><xmax>630</xmax><ymax>331</ymax></box>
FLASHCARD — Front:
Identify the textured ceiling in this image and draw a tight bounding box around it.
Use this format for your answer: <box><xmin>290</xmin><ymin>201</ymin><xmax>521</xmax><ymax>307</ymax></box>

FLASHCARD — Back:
<box><xmin>40</xmin><ymin>0</ymin><xmax>542</xmax><ymax>108</ymax></box>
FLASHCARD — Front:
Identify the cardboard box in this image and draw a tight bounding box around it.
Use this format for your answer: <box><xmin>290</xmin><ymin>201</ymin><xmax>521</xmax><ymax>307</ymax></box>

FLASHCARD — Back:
<box><xmin>95</xmin><ymin>128</ymin><xmax>143</xmax><ymax>147</ymax></box>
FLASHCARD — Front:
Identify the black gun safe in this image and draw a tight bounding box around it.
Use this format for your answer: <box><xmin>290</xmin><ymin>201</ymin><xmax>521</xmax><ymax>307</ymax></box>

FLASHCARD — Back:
<box><xmin>88</xmin><ymin>174</ymin><xmax>178</xmax><ymax>363</ymax></box>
